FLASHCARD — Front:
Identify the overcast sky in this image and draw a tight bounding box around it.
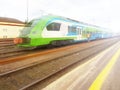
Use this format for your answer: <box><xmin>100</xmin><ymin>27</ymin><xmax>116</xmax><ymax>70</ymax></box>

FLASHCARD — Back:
<box><xmin>0</xmin><ymin>0</ymin><xmax>120</xmax><ymax>32</ymax></box>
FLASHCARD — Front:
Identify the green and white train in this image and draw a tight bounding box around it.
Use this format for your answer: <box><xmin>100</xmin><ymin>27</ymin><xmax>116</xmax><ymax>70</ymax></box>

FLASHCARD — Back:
<box><xmin>14</xmin><ymin>15</ymin><xmax>112</xmax><ymax>48</ymax></box>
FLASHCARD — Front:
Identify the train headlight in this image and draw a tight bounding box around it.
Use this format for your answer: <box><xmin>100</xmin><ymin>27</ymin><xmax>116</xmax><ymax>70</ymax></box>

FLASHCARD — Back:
<box><xmin>14</xmin><ymin>38</ymin><xmax>23</xmax><ymax>44</ymax></box>
<box><xmin>14</xmin><ymin>38</ymin><xmax>30</xmax><ymax>44</ymax></box>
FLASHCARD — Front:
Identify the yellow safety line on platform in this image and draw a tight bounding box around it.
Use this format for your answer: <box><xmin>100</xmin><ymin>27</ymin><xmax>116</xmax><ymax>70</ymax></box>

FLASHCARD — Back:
<box><xmin>89</xmin><ymin>48</ymin><xmax>120</xmax><ymax>90</ymax></box>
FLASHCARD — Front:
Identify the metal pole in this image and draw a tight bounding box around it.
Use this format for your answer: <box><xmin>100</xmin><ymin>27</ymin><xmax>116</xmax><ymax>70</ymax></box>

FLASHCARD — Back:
<box><xmin>26</xmin><ymin>0</ymin><xmax>29</xmax><ymax>22</ymax></box>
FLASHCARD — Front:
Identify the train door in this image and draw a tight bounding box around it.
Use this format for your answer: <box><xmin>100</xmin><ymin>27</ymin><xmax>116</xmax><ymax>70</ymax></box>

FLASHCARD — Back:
<box><xmin>76</xmin><ymin>27</ymin><xmax>82</xmax><ymax>40</ymax></box>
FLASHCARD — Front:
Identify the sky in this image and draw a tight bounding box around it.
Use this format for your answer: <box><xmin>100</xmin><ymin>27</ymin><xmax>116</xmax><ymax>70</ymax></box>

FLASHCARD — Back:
<box><xmin>0</xmin><ymin>0</ymin><xmax>120</xmax><ymax>32</ymax></box>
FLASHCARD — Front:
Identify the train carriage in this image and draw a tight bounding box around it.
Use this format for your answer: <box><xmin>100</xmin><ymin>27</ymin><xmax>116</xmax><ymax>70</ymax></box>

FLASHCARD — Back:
<box><xmin>14</xmin><ymin>15</ymin><xmax>112</xmax><ymax>48</ymax></box>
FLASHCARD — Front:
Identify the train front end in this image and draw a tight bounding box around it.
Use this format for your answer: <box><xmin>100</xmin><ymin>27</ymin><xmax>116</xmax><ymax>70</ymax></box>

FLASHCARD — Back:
<box><xmin>13</xmin><ymin>15</ymin><xmax>56</xmax><ymax>48</ymax></box>
<box><xmin>13</xmin><ymin>27</ymin><xmax>34</xmax><ymax>47</ymax></box>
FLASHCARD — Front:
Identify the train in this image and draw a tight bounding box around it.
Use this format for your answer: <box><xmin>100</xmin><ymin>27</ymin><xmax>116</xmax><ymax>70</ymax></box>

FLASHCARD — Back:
<box><xmin>14</xmin><ymin>15</ymin><xmax>113</xmax><ymax>48</ymax></box>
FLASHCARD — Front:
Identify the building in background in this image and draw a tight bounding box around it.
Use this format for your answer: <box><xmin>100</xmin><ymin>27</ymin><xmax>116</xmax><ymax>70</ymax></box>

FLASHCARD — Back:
<box><xmin>0</xmin><ymin>17</ymin><xmax>25</xmax><ymax>38</ymax></box>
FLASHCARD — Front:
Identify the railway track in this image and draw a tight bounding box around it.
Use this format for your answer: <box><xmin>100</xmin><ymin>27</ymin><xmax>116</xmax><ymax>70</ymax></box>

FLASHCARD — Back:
<box><xmin>0</xmin><ymin>39</ymin><xmax>45</xmax><ymax>59</ymax></box>
<box><xmin>0</xmin><ymin>38</ymin><xmax>118</xmax><ymax>65</ymax></box>
<box><xmin>0</xmin><ymin>38</ymin><xmax>119</xmax><ymax>90</ymax></box>
<box><xmin>0</xmin><ymin>46</ymin><xmax>29</xmax><ymax>59</ymax></box>
<box><xmin>0</xmin><ymin>38</ymin><xmax>28</xmax><ymax>59</ymax></box>
<box><xmin>0</xmin><ymin>37</ymin><xmax>119</xmax><ymax>59</ymax></box>
<box><xmin>0</xmin><ymin>38</ymin><xmax>14</xmax><ymax>47</ymax></box>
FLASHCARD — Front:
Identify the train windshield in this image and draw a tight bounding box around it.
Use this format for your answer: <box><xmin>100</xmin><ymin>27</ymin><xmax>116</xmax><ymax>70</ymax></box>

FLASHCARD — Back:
<box><xmin>20</xmin><ymin>27</ymin><xmax>33</xmax><ymax>36</ymax></box>
<box><xmin>31</xmin><ymin>19</ymin><xmax>40</xmax><ymax>26</ymax></box>
<box><xmin>25</xmin><ymin>19</ymin><xmax>40</xmax><ymax>27</ymax></box>
<box><xmin>20</xmin><ymin>19</ymin><xmax>40</xmax><ymax>36</ymax></box>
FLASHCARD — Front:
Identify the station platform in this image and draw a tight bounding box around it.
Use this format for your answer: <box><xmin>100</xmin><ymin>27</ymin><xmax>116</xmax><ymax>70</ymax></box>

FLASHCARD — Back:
<box><xmin>42</xmin><ymin>41</ymin><xmax>120</xmax><ymax>90</ymax></box>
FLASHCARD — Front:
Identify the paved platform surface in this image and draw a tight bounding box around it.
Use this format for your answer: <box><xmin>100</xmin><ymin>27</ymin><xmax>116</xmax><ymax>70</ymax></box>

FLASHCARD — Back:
<box><xmin>42</xmin><ymin>41</ymin><xmax>120</xmax><ymax>90</ymax></box>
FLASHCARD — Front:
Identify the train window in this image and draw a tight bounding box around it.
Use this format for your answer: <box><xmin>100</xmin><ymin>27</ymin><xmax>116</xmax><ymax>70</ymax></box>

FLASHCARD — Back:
<box><xmin>25</xmin><ymin>19</ymin><xmax>40</xmax><ymax>27</ymax></box>
<box><xmin>20</xmin><ymin>27</ymin><xmax>33</xmax><ymax>36</ymax></box>
<box><xmin>47</xmin><ymin>23</ymin><xmax>61</xmax><ymax>31</ymax></box>
<box><xmin>31</xmin><ymin>19</ymin><xmax>40</xmax><ymax>26</ymax></box>
<box><xmin>68</xmin><ymin>26</ymin><xmax>77</xmax><ymax>35</ymax></box>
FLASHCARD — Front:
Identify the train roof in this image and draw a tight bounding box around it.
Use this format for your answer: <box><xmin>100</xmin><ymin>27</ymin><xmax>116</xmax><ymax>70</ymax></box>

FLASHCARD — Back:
<box><xmin>31</xmin><ymin>15</ymin><xmax>109</xmax><ymax>31</ymax></box>
<box><xmin>0</xmin><ymin>17</ymin><xmax>24</xmax><ymax>24</ymax></box>
<box><xmin>38</xmin><ymin>15</ymin><xmax>102</xmax><ymax>28</ymax></box>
